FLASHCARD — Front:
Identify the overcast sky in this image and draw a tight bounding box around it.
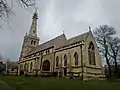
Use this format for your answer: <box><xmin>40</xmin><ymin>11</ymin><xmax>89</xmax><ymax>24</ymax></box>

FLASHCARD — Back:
<box><xmin>0</xmin><ymin>0</ymin><xmax>120</xmax><ymax>61</ymax></box>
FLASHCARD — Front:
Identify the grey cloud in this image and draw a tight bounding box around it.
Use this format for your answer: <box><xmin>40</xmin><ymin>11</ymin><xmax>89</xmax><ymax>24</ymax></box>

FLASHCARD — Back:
<box><xmin>0</xmin><ymin>0</ymin><xmax>120</xmax><ymax>61</ymax></box>
<box><xmin>101</xmin><ymin>0</ymin><xmax>120</xmax><ymax>35</ymax></box>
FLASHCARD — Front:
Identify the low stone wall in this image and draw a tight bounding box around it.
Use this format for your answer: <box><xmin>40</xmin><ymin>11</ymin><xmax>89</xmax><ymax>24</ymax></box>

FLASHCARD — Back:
<box><xmin>83</xmin><ymin>74</ymin><xmax>106</xmax><ymax>81</ymax></box>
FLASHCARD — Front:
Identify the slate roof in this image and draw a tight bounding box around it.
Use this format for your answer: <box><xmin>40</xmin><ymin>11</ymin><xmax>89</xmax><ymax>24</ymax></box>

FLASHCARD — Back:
<box><xmin>56</xmin><ymin>32</ymin><xmax>89</xmax><ymax>49</ymax></box>
<box><xmin>28</xmin><ymin>33</ymin><xmax>67</xmax><ymax>55</ymax></box>
<box><xmin>27</xmin><ymin>31</ymin><xmax>89</xmax><ymax>55</ymax></box>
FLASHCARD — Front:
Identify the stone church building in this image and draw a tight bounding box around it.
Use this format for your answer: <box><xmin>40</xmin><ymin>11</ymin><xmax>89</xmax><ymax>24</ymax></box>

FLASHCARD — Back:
<box><xmin>18</xmin><ymin>12</ymin><xmax>104</xmax><ymax>80</ymax></box>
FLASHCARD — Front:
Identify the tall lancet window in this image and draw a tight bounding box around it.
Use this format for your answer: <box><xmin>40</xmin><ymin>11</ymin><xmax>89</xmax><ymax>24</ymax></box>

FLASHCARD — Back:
<box><xmin>31</xmin><ymin>40</ymin><xmax>33</xmax><ymax>45</ymax></box>
<box><xmin>24</xmin><ymin>63</ymin><xmax>28</xmax><ymax>71</ymax></box>
<box><xmin>64</xmin><ymin>54</ymin><xmax>67</xmax><ymax>66</ymax></box>
<box><xmin>88</xmin><ymin>42</ymin><xmax>96</xmax><ymax>65</ymax></box>
<box><xmin>34</xmin><ymin>41</ymin><xmax>36</xmax><ymax>45</ymax></box>
<box><xmin>56</xmin><ymin>56</ymin><xmax>59</xmax><ymax>67</ymax></box>
<box><xmin>30</xmin><ymin>62</ymin><xmax>33</xmax><ymax>71</ymax></box>
<box><xmin>24</xmin><ymin>63</ymin><xmax>27</xmax><ymax>70</ymax></box>
<box><xmin>74</xmin><ymin>52</ymin><xmax>78</xmax><ymax>65</ymax></box>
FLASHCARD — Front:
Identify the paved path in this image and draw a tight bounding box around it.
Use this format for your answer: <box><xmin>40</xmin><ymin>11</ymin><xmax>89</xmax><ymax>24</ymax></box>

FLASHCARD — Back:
<box><xmin>0</xmin><ymin>80</ymin><xmax>15</xmax><ymax>90</ymax></box>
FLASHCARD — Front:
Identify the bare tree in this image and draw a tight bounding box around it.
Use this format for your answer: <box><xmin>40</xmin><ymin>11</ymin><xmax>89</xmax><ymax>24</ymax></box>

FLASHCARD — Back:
<box><xmin>94</xmin><ymin>25</ymin><xmax>116</xmax><ymax>76</ymax></box>
<box><xmin>0</xmin><ymin>0</ymin><xmax>35</xmax><ymax>21</ymax></box>
<box><xmin>108</xmin><ymin>37</ymin><xmax>120</xmax><ymax>76</ymax></box>
<box><xmin>18</xmin><ymin>0</ymin><xmax>35</xmax><ymax>6</ymax></box>
<box><xmin>0</xmin><ymin>54</ymin><xmax>6</xmax><ymax>74</ymax></box>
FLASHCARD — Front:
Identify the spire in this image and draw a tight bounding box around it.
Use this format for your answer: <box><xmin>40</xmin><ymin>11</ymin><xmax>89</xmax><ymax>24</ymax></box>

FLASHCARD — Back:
<box><xmin>28</xmin><ymin>9</ymin><xmax>38</xmax><ymax>37</ymax></box>
<box><xmin>33</xmin><ymin>8</ymin><xmax>38</xmax><ymax>19</ymax></box>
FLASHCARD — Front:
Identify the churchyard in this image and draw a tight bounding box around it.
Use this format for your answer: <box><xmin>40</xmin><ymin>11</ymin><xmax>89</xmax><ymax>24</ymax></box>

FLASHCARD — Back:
<box><xmin>0</xmin><ymin>76</ymin><xmax>120</xmax><ymax>90</ymax></box>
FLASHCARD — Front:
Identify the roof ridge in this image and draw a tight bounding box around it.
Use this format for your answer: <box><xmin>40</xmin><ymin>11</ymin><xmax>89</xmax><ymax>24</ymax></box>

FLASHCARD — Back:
<box><xmin>55</xmin><ymin>31</ymin><xmax>89</xmax><ymax>49</ymax></box>
<box><xmin>39</xmin><ymin>33</ymin><xmax>65</xmax><ymax>46</ymax></box>
<box><xmin>27</xmin><ymin>33</ymin><xmax>66</xmax><ymax>55</ymax></box>
<box><xmin>67</xmin><ymin>31</ymin><xmax>89</xmax><ymax>41</ymax></box>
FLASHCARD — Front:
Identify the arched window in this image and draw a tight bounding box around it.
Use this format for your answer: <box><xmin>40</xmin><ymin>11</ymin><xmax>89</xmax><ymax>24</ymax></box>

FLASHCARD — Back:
<box><xmin>64</xmin><ymin>54</ymin><xmax>67</xmax><ymax>66</ymax></box>
<box><xmin>31</xmin><ymin>40</ymin><xmax>33</xmax><ymax>45</ymax></box>
<box><xmin>56</xmin><ymin>56</ymin><xmax>59</xmax><ymax>67</ymax></box>
<box><xmin>24</xmin><ymin>63</ymin><xmax>27</xmax><ymax>70</ymax></box>
<box><xmin>88</xmin><ymin>42</ymin><xmax>96</xmax><ymax>65</ymax></box>
<box><xmin>74</xmin><ymin>52</ymin><xmax>78</xmax><ymax>65</ymax></box>
<box><xmin>34</xmin><ymin>41</ymin><xmax>36</xmax><ymax>45</ymax></box>
<box><xmin>42</xmin><ymin>60</ymin><xmax>50</xmax><ymax>71</ymax></box>
<box><xmin>34</xmin><ymin>58</ymin><xmax>37</xmax><ymax>68</ymax></box>
<box><xmin>30</xmin><ymin>62</ymin><xmax>33</xmax><ymax>71</ymax></box>
<box><xmin>26</xmin><ymin>63</ymin><xmax>29</xmax><ymax>70</ymax></box>
<box><xmin>36</xmin><ymin>57</ymin><xmax>39</xmax><ymax>69</ymax></box>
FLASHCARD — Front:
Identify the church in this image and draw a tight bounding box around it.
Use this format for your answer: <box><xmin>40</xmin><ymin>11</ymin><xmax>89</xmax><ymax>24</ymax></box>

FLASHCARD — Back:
<box><xmin>18</xmin><ymin>11</ymin><xmax>105</xmax><ymax>80</ymax></box>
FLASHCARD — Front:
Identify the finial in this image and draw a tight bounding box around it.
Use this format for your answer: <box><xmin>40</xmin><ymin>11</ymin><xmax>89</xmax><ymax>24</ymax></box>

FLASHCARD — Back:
<box><xmin>89</xmin><ymin>26</ymin><xmax>91</xmax><ymax>31</ymax></box>
<box><xmin>63</xmin><ymin>30</ymin><xmax>64</xmax><ymax>34</ymax></box>
<box><xmin>33</xmin><ymin>7</ymin><xmax>38</xmax><ymax>19</ymax></box>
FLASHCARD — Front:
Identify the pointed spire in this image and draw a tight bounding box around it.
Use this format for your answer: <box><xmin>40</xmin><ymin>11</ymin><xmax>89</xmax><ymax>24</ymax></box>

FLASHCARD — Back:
<box><xmin>28</xmin><ymin>9</ymin><xmax>38</xmax><ymax>37</ymax></box>
<box><xmin>33</xmin><ymin>7</ymin><xmax>38</xmax><ymax>19</ymax></box>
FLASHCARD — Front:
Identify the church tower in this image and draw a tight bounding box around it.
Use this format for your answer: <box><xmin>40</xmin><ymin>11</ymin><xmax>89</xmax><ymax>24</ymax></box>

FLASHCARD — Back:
<box><xmin>19</xmin><ymin>11</ymin><xmax>39</xmax><ymax>60</ymax></box>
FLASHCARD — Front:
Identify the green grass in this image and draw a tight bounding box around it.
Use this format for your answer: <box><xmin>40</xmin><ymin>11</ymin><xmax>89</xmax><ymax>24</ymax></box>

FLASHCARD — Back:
<box><xmin>0</xmin><ymin>76</ymin><xmax>120</xmax><ymax>90</ymax></box>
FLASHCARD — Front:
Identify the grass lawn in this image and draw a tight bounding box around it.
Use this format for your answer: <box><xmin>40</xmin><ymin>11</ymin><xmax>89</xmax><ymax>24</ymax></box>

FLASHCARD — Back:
<box><xmin>0</xmin><ymin>76</ymin><xmax>120</xmax><ymax>90</ymax></box>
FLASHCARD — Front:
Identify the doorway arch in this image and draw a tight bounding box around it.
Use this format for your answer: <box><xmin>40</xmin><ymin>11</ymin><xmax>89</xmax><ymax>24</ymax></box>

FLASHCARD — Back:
<box><xmin>42</xmin><ymin>60</ymin><xmax>50</xmax><ymax>71</ymax></box>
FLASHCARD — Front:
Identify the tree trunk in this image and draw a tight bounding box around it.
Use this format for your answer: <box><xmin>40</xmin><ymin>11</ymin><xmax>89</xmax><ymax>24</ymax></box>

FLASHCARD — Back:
<box><xmin>114</xmin><ymin>57</ymin><xmax>118</xmax><ymax>77</ymax></box>
<box><xmin>105</xmin><ymin>54</ymin><xmax>112</xmax><ymax>76</ymax></box>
